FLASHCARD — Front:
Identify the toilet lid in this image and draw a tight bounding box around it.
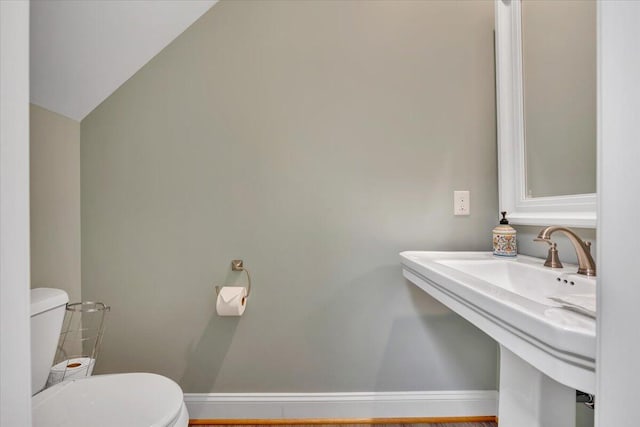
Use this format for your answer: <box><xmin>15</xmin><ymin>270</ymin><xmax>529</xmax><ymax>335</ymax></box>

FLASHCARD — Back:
<box><xmin>32</xmin><ymin>373</ymin><xmax>185</xmax><ymax>427</ymax></box>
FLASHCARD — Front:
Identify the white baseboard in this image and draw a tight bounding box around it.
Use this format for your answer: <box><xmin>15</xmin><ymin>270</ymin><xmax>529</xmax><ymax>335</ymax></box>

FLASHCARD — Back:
<box><xmin>184</xmin><ymin>390</ymin><xmax>498</xmax><ymax>420</ymax></box>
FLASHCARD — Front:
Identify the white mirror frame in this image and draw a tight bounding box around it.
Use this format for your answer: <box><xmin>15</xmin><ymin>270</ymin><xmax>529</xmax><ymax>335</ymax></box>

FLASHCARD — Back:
<box><xmin>495</xmin><ymin>0</ymin><xmax>596</xmax><ymax>228</ymax></box>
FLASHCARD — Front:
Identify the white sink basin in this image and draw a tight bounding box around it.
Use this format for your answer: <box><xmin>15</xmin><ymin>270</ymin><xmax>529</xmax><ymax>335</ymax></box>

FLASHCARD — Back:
<box><xmin>400</xmin><ymin>251</ymin><xmax>596</xmax><ymax>394</ymax></box>
<box><xmin>437</xmin><ymin>257</ymin><xmax>595</xmax><ymax>308</ymax></box>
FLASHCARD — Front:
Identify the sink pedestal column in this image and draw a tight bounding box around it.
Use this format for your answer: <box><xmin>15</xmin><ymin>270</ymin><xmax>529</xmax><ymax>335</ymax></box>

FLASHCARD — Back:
<box><xmin>499</xmin><ymin>346</ymin><xmax>576</xmax><ymax>427</ymax></box>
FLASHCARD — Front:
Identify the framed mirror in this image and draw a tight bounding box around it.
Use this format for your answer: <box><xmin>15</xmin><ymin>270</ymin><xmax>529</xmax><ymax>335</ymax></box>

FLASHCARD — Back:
<box><xmin>495</xmin><ymin>0</ymin><xmax>596</xmax><ymax>228</ymax></box>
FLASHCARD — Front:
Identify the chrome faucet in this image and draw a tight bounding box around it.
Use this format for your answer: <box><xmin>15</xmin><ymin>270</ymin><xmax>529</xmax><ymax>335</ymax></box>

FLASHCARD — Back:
<box><xmin>534</xmin><ymin>226</ymin><xmax>596</xmax><ymax>276</ymax></box>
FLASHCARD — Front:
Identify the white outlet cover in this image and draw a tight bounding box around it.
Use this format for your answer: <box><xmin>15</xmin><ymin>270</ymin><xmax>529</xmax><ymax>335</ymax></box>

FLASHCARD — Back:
<box><xmin>454</xmin><ymin>190</ymin><xmax>470</xmax><ymax>215</ymax></box>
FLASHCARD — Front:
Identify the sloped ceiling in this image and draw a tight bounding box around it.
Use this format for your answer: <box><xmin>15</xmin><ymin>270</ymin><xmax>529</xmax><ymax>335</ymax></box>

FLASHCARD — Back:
<box><xmin>30</xmin><ymin>0</ymin><xmax>217</xmax><ymax>122</ymax></box>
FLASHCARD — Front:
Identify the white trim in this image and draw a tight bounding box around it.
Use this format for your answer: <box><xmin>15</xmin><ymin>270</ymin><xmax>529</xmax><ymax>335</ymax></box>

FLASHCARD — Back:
<box><xmin>596</xmin><ymin>1</ymin><xmax>640</xmax><ymax>425</ymax></box>
<box><xmin>184</xmin><ymin>391</ymin><xmax>498</xmax><ymax>420</ymax></box>
<box><xmin>495</xmin><ymin>0</ymin><xmax>596</xmax><ymax>228</ymax></box>
<box><xmin>0</xmin><ymin>1</ymin><xmax>32</xmax><ymax>426</ymax></box>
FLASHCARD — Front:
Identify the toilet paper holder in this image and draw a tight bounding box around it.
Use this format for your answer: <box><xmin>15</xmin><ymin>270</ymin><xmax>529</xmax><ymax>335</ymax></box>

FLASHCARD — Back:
<box><xmin>215</xmin><ymin>259</ymin><xmax>252</xmax><ymax>298</ymax></box>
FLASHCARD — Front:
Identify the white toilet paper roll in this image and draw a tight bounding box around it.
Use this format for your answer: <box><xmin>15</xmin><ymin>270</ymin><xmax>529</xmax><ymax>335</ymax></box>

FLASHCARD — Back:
<box><xmin>216</xmin><ymin>286</ymin><xmax>247</xmax><ymax>316</ymax></box>
<box><xmin>46</xmin><ymin>357</ymin><xmax>95</xmax><ymax>387</ymax></box>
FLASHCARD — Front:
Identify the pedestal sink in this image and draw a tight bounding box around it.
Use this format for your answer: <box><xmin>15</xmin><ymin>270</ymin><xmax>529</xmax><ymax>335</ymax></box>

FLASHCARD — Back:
<box><xmin>400</xmin><ymin>251</ymin><xmax>596</xmax><ymax>427</ymax></box>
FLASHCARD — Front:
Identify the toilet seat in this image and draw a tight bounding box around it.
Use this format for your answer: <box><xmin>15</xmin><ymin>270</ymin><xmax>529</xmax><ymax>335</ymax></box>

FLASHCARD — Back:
<box><xmin>32</xmin><ymin>372</ymin><xmax>188</xmax><ymax>427</ymax></box>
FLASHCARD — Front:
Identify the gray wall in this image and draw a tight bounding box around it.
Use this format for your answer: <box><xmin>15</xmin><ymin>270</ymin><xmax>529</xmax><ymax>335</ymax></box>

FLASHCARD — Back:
<box><xmin>30</xmin><ymin>104</ymin><xmax>82</xmax><ymax>302</ymax></box>
<box><xmin>81</xmin><ymin>0</ymin><xmax>499</xmax><ymax>393</ymax></box>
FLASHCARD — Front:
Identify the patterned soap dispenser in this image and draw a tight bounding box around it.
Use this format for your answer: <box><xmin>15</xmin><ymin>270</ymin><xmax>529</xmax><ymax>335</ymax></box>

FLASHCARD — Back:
<box><xmin>493</xmin><ymin>211</ymin><xmax>517</xmax><ymax>257</ymax></box>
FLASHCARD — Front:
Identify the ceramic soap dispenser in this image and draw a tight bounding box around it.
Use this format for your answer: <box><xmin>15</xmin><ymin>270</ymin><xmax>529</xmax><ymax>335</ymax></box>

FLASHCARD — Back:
<box><xmin>493</xmin><ymin>211</ymin><xmax>517</xmax><ymax>257</ymax></box>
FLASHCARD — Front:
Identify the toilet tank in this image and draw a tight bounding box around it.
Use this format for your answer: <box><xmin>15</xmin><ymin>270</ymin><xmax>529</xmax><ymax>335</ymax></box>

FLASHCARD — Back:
<box><xmin>31</xmin><ymin>288</ymin><xmax>68</xmax><ymax>395</ymax></box>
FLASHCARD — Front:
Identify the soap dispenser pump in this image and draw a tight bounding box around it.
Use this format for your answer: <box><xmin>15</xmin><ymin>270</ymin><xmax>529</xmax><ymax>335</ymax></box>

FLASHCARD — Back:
<box><xmin>493</xmin><ymin>211</ymin><xmax>517</xmax><ymax>257</ymax></box>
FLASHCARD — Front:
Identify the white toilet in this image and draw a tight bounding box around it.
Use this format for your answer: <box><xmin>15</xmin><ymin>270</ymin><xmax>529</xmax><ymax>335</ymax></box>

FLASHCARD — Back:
<box><xmin>30</xmin><ymin>288</ymin><xmax>189</xmax><ymax>427</ymax></box>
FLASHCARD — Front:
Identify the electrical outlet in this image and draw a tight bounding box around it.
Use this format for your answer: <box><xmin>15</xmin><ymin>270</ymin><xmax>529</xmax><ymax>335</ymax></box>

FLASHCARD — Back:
<box><xmin>454</xmin><ymin>190</ymin><xmax>470</xmax><ymax>215</ymax></box>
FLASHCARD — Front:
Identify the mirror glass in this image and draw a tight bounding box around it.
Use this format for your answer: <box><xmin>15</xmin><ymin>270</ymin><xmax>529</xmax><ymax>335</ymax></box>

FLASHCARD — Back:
<box><xmin>521</xmin><ymin>0</ymin><xmax>596</xmax><ymax>198</ymax></box>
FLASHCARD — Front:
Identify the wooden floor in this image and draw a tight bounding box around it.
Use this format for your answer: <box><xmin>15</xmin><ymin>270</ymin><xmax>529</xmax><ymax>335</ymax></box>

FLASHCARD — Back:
<box><xmin>190</xmin><ymin>424</ymin><xmax>497</xmax><ymax>427</ymax></box>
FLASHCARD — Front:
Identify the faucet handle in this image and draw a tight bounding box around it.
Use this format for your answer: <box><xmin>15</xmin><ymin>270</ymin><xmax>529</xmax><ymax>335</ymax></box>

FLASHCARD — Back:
<box><xmin>544</xmin><ymin>242</ymin><xmax>563</xmax><ymax>269</ymax></box>
<box><xmin>534</xmin><ymin>238</ymin><xmax>563</xmax><ymax>268</ymax></box>
<box><xmin>534</xmin><ymin>237</ymin><xmax>552</xmax><ymax>245</ymax></box>
<box><xmin>585</xmin><ymin>241</ymin><xmax>592</xmax><ymax>254</ymax></box>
